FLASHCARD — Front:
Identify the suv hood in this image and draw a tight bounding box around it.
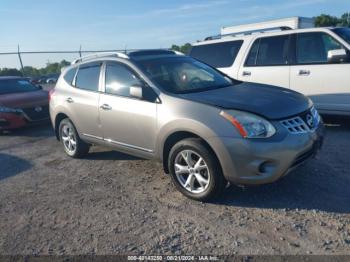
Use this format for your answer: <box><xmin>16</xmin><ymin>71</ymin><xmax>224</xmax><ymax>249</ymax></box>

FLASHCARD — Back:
<box><xmin>179</xmin><ymin>82</ymin><xmax>313</xmax><ymax>120</ymax></box>
<box><xmin>0</xmin><ymin>90</ymin><xmax>49</xmax><ymax>109</ymax></box>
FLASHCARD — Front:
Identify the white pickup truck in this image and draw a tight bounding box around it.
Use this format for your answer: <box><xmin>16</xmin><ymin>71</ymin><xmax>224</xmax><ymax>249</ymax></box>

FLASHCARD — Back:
<box><xmin>189</xmin><ymin>17</ymin><xmax>350</xmax><ymax>116</ymax></box>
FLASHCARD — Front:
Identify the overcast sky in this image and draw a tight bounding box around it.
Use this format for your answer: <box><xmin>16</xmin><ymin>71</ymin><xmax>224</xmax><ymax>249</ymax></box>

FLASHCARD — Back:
<box><xmin>0</xmin><ymin>0</ymin><xmax>348</xmax><ymax>68</ymax></box>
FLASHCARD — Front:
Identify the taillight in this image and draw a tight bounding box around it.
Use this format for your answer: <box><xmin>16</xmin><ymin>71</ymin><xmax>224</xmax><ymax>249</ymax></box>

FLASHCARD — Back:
<box><xmin>48</xmin><ymin>88</ymin><xmax>55</xmax><ymax>101</ymax></box>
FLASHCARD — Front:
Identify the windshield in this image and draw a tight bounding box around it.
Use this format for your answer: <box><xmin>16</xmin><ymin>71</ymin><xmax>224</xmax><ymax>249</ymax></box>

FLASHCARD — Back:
<box><xmin>0</xmin><ymin>79</ymin><xmax>40</xmax><ymax>95</ymax></box>
<box><xmin>332</xmin><ymin>28</ymin><xmax>350</xmax><ymax>45</ymax></box>
<box><xmin>134</xmin><ymin>56</ymin><xmax>233</xmax><ymax>94</ymax></box>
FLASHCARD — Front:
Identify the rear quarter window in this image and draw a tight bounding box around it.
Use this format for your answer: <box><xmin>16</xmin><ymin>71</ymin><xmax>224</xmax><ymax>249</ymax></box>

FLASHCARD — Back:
<box><xmin>63</xmin><ymin>67</ymin><xmax>77</xmax><ymax>85</ymax></box>
<box><xmin>189</xmin><ymin>40</ymin><xmax>243</xmax><ymax>68</ymax></box>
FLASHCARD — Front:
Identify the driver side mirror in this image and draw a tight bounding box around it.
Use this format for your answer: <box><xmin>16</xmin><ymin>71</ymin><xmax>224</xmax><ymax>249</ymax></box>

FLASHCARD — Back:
<box><xmin>327</xmin><ymin>49</ymin><xmax>348</xmax><ymax>63</ymax></box>
<box><xmin>130</xmin><ymin>85</ymin><xmax>143</xmax><ymax>99</ymax></box>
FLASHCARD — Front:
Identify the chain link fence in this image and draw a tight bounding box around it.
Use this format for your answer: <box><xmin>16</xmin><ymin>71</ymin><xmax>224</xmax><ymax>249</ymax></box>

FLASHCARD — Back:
<box><xmin>0</xmin><ymin>46</ymin><xmax>141</xmax><ymax>77</ymax></box>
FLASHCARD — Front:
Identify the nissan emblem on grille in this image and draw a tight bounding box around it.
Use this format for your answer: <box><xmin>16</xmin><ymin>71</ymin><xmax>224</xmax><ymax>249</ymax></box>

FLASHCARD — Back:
<box><xmin>306</xmin><ymin>114</ymin><xmax>314</xmax><ymax>128</ymax></box>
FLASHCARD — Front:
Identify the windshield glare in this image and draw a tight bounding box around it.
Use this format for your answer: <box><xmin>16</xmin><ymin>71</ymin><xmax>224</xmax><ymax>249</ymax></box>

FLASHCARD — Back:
<box><xmin>332</xmin><ymin>28</ymin><xmax>350</xmax><ymax>45</ymax></box>
<box><xmin>135</xmin><ymin>56</ymin><xmax>232</xmax><ymax>94</ymax></box>
<box><xmin>0</xmin><ymin>79</ymin><xmax>40</xmax><ymax>95</ymax></box>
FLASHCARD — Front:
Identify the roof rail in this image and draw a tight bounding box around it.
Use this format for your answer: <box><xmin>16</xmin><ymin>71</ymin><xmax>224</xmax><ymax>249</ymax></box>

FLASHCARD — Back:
<box><xmin>128</xmin><ymin>49</ymin><xmax>176</xmax><ymax>57</ymax></box>
<box><xmin>71</xmin><ymin>52</ymin><xmax>129</xmax><ymax>64</ymax></box>
<box><xmin>204</xmin><ymin>26</ymin><xmax>291</xmax><ymax>41</ymax></box>
<box><xmin>173</xmin><ymin>50</ymin><xmax>185</xmax><ymax>56</ymax></box>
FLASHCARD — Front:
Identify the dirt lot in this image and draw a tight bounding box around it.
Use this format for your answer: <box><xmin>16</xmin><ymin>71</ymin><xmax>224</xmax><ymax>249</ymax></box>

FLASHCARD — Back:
<box><xmin>0</xmin><ymin>118</ymin><xmax>350</xmax><ymax>255</ymax></box>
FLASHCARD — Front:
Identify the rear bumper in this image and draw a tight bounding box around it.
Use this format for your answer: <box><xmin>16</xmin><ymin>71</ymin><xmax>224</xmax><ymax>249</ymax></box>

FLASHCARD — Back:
<box><xmin>208</xmin><ymin>124</ymin><xmax>324</xmax><ymax>185</ymax></box>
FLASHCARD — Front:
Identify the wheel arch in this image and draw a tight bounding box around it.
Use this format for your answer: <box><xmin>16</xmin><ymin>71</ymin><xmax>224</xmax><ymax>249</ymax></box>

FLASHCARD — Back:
<box><xmin>161</xmin><ymin>130</ymin><xmax>221</xmax><ymax>174</ymax></box>
<box><xmin>54</xmin><ymin>113</ymin><xmax>70</xmax><ymax>140</ymax></box>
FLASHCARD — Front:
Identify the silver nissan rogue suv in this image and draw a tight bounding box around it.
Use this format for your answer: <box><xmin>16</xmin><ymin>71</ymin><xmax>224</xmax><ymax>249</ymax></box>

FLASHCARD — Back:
<box><xmin>50</xmin><ymin>50</ymin><xmax>324</xmax><ymax>201</ymax></box>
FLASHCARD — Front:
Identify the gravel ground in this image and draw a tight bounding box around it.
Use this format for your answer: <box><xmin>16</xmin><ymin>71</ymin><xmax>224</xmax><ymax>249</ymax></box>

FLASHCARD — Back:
<box><xmin>0</xmin><ymin>118</ymin><xmax>350</xmax><ymax>255</ymax></box>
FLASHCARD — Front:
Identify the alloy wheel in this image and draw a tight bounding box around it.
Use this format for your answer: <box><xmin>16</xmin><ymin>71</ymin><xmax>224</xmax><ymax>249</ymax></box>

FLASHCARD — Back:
<box><xmin>61</xmin><ymin>124</ymin><xmax>77</xmax><ymax>153</ymax></box>
<box><xmin>174</xmin><ymin>150</ymin><xmax>210</xmax><ymax>194</ymax></box>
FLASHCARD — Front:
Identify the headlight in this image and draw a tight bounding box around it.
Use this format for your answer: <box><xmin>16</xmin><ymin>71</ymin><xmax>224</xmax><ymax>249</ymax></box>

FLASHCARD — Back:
<box><xmin>220</xmin><ymin>110</ymin><xmax>276</xmax><ymax>138</ymax></box>
<box><xmin>0</xmin><ymin>106</ymin><xmax>22</xmax><ymax>114</ymax></box>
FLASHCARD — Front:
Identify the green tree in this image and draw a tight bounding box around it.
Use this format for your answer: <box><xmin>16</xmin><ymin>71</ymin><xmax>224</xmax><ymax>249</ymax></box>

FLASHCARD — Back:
<box><xmin>339</xmin><ymin>12</ymin><xmax>350</xmax><ymax>27</ymax></box>
<box><xmin>180</xmin><ymin>43</ymin><xmax>192</xmax><ymax>55</ymax></box>
<box><xmin>314</xmin><ymin>14</ymin><xmax>340</xmax><ymax>27</ymax></box>
<box><xmin>0</xmin><ymin>59</ymin><xmax>71</xmax><ymax>77</ymax></box>
<box><xmin>170</xmin><ymin>43</ymin><xmax>192</xmax><ymax>55</ymax></box>
<box><xmin>171</xmin><ymin>44</ymin><xmax>181</xmax><ymax>52</ymax></box>
<box><xmin>314</xmin><ymin>13</ymin><xmax>350</xmax><ymax>27</ymax></box>
<box><xmin>0</xmin><ymin>68</ymin><xmax>22</xmax><ymax>77</ymax></box>
<box><xmin>23</xmin><ymin>66</ymin><xmax>40</xmax><ymax>77</ymax></box>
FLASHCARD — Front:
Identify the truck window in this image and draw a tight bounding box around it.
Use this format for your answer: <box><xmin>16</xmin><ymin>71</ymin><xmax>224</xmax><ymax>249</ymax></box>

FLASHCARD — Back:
<box><xmin>332</xmin><ymin>28</ymin><xmax>350</xmax><ymax>45</ymax></box>
<box><xmin>189</xmin><ymin>40</ymin><xmax>243</xmax><ymax>68</ymax></box>
<box><xmin>245</xmin><ymin>35</ymin><xmax>289</xmax><ymax>66</ymax></box>
<box><xmin>245</xmin><ymin>40</ymin><xmax>260</xmax><ymax>66</ymax></box>
<box><xmin>296</xmin><ymin>32</ymin><xmax>343</xmax><ymax>64</ymax></box>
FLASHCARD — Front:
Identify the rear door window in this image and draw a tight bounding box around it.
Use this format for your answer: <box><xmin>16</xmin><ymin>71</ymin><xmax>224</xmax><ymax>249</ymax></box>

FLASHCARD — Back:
<box><xmin>75</xmin><ymin>62</ymin><xmax>101</xmax><ymax>91</ymax></box>
<box><xmin>245</xmin><ymin>35</ymin><xmax>290</xmax><ymax>66</ymax></box>
<box><xmin>296</xmin><ymin>32</ymin><xmax>344</xmax><ymax>64</ymax></box>
<box><xmin>189</xmin><ymin>40</ymin><xmax>243</xmax><ymax>68</ymax></box>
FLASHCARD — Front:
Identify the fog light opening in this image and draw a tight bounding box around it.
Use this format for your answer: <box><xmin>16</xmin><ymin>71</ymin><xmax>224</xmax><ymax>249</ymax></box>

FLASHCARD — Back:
<box><xmin>258</xmin><ymin>161</ymin><xmax>274</xmax><ymax>175</ymax></box>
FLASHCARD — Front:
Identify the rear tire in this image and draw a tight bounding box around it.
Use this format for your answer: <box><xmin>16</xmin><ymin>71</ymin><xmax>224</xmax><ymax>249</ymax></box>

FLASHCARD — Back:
<box><xmin>59</xmin><ymin>118</ymin><xmax>89</xmax><ymax>158</ymax></box>
<box><xmin>168</xmin><ymin>138</ymin><xmax>226</xmax><ymax>201</ymax></box>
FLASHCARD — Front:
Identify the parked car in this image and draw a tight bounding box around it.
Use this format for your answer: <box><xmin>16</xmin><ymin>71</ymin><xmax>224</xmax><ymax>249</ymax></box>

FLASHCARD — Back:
<box><xmin>46</xmin><ymin>78</ymin><xmax>56</xmax><ymax>84</ymax></box>
<box><xmin>46</xmin><ymin>73</ymin><xmax>60</xmax><ymax>84</ymax></box>
<box><xmin>189</xmin><ymin>17</ymin><xmax>350</xmax><ymax>116</ymax></box>
<box><xmin>37</xmin><ymin>76</ymin><xmax>48</xmax><ymax>84</ymax></box>
<box><xmin>50</xmin><ymin>50</ymin><xmax>323</xmax><ymax>201</ymax></box>
<box><xmin>0</xmin><ymin>76</ymin><xmax>49</xmax><ymax>131</ymax></box>
<box><xmin>30</xmin><ymin>76</ymin><xmax>42</xmax><ymax>85</ymax></box>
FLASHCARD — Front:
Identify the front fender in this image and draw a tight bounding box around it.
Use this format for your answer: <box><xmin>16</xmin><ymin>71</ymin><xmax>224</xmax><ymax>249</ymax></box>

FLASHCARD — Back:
<box><xmin>156</xmin><ymin>118</ymin><xmax>218</xmax><ymax>160</ymax></box>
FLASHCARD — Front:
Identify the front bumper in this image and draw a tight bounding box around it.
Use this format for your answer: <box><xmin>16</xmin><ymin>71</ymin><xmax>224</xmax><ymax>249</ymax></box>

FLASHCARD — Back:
<box><xmin>208</xmin><ymin>123</ymin><xmax>324</xmax><ymax>185</ymax></box>
<box><xmin>0</xmin><ymin>112</ymin><xmax>27</xmax><ymax>130</ymax></box>
<box><xmin>0</xmin><ymin>106</ymin><xmax>49</xmax><ymax>130</ymax></box>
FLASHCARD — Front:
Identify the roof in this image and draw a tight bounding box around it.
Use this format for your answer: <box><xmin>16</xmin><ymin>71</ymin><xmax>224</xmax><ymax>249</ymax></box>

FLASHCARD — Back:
<box><xmin>192</xmin><ymin>27</ymin><xmax>336</xmax><ymax>46</ymax></box>
<box><xmin>128</xmin><ymin>49</ymin><xmax>176</xmax><ymax>58</ymax></box>
<box><xmin>71</xmin><ymin>49</ymin><xmax>181</xmax><ymax>65</ymax></box>
<box><xmin>0</xmin><ymin>76</ymin><xmax>26</xmax><ymax>80</ymax></box>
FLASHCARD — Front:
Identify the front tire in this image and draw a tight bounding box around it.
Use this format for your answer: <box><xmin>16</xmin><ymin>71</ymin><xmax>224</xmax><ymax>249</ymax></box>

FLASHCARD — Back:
<box><xmin>59</xmin><ymin>118</ymin><xmax>89</xmax><ymax>158</ymax></box>
<box><xmin>168</xmin><ymin>138</ymin><xmax>226</xmax><ymax>201</ymax></box>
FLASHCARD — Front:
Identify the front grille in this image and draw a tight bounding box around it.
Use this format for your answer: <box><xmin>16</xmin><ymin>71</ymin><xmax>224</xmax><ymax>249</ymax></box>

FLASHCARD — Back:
<box><xmin>0</xmin><ymin>119</ymin><xmax>10</xmax><ymax>127</ymax></box>
<box><xmin>280</xmin><ymin>107</ymin><xmax>320</xmax><ymax>134</ymax></box>
<box><xmin>22</xmin><ymin>105</ymin><xmax>49</xmax><ymax>121</ymax></box>
<box><xmin>280</xmin><ymin>116</ymin><xmax>309</xmax><ymax>134</ymax></box>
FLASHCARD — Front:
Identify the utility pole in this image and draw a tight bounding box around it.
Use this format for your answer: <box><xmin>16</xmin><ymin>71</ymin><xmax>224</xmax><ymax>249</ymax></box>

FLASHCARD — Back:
<box><xmin>17</xmin><ymin>45</ymin><xmax>25</xmax><ymax>76</ymax></box>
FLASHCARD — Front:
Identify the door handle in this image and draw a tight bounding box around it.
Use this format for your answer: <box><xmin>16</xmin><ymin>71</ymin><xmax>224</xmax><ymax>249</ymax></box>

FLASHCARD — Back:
<box><xmin>66</xmin><ymin>97</ymin><xmax>74</xmax><ymax>103</ymax></box>
<box><xmin>100</xmin><ymin>104</ymin><xmax>112</xmax><ymax>110</ymax></box>
<box><xmin>242</xmin><ymin>71</ymin><xmax>251</xmax><ymax>76</ymax></box>
<box><xmin>298</xmin><ymin>70</ymin><xmax>310</xmax><ymax>76</ymax></box>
